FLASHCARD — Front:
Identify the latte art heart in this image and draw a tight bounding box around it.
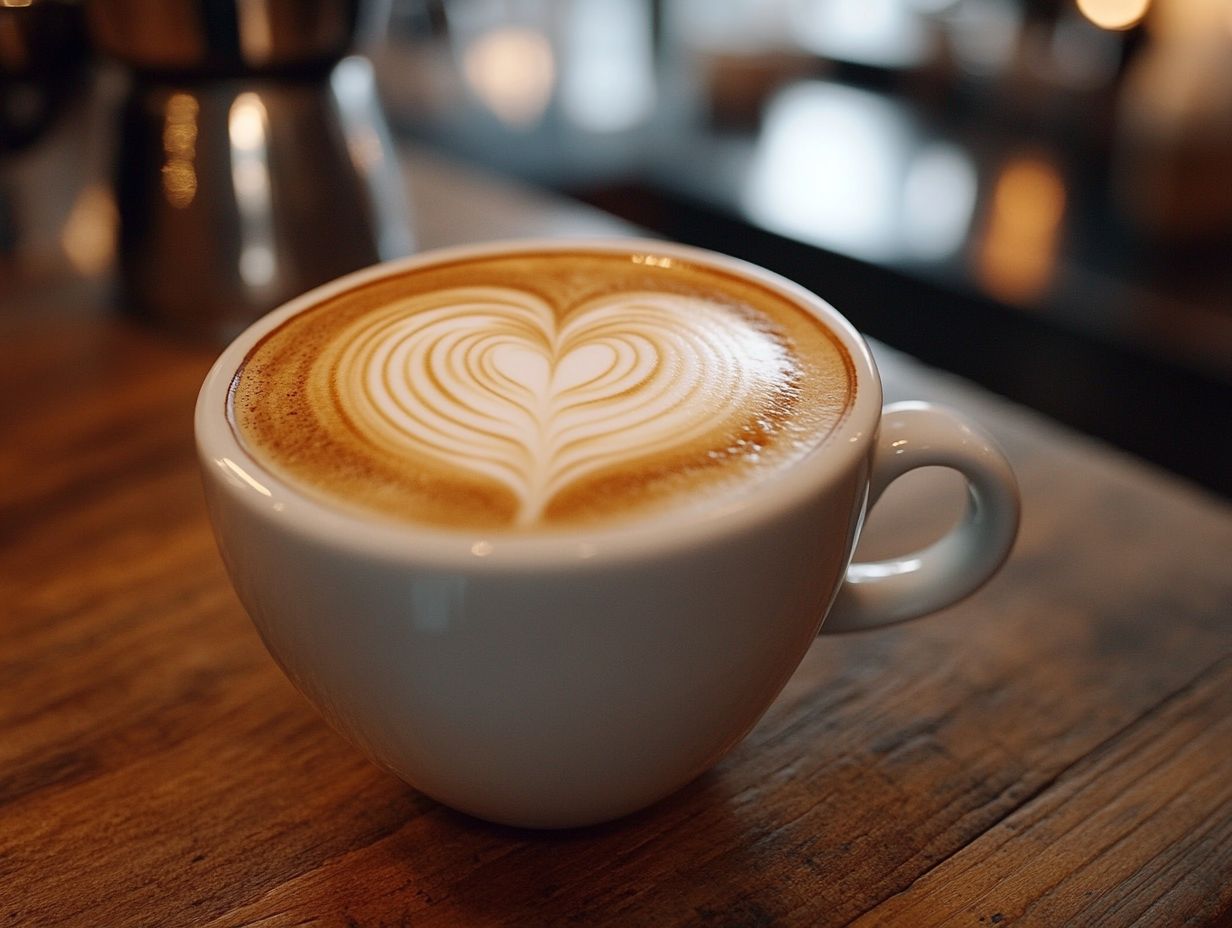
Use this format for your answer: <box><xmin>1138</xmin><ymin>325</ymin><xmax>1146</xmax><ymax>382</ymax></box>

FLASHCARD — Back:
<box><xmin>333</xmin><ymin>287</ymin><xmax>793</xmax><ymax>524</ymax></box>
<box><xmin>231</xmin><ymin>250</ymin><xmax>854</xmax><ymax>530</ymax></box>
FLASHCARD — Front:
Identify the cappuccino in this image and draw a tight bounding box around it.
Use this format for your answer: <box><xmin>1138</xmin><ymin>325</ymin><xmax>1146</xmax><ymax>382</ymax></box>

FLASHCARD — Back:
<box><xmin>229</xmin><ymin>249</ymin><xmax>854</xmax><ymax>530</ymax></box>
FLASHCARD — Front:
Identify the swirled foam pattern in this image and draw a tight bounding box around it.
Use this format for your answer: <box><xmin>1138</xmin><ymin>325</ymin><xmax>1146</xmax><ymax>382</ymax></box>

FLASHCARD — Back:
<box><xmin>230</xmin><ymin>251</ymin><xmax>854</xmax><ymax>530</ymax></box>
<box><xmin>337</xmin><ymin>287</ymin><xmax>791</xmax><ymax>524</ymax></box>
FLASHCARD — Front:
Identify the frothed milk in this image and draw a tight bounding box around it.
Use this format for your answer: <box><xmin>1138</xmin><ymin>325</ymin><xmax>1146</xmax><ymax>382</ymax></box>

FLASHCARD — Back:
<box><xmin>229</xmin><ymin>249</ymin><xmax>855</xmax><ymax>529</ymax></box>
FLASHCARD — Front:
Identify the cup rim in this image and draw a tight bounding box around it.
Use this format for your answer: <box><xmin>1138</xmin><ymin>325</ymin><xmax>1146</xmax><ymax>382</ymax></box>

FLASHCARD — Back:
<box><xmin>194</xmin><ymin>237</ymin><xmax>883</xmax><ymax>570</ymax></box>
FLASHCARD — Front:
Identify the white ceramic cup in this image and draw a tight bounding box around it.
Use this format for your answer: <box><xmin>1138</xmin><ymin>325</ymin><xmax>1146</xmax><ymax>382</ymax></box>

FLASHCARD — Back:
<box><xmin>196</xmin><ymin>239</ymin><xmax>1019</xmax><ymax>828</ymax></box>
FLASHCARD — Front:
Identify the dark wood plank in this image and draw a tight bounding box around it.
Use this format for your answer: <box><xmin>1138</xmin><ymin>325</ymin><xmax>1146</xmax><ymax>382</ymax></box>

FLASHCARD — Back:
<box><xmin>2</xmin><ymin>149</ymin><xmax>1230</xmax><ymax>928</ymax></box>
<box><xmin>849</xmin><ymin>657</ymin><xmax>1232</xmax><ymax>927</ymax></box>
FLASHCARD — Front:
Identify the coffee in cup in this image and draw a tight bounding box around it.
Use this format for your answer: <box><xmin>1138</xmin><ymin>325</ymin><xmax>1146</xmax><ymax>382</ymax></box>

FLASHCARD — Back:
<box><xmin>229</xmin><ymin>249</ymin><xmax>855</xmax><ymax>530</ymax></box>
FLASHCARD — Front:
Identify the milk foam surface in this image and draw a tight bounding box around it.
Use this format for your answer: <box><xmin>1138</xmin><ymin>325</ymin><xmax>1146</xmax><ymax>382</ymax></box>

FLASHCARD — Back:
<box><xmin>230</xmin><ymin>251</ymin><xmax>855</xmax><ymax>530</ymax></box>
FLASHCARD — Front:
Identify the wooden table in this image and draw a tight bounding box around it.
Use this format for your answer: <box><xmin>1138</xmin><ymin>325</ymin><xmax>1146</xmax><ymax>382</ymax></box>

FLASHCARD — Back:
<box><xmin>3</xmin><ymin>149</ymin><xmax>1231</xmax><ymax>928</ymax></box>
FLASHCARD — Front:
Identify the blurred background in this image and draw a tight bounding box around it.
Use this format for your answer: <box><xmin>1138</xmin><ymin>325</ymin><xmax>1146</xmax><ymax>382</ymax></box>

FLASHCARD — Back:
<box><xmin>2</xmin><ymin>0</ymin><xmax>1230</xmax><ymax>494</ymax></box>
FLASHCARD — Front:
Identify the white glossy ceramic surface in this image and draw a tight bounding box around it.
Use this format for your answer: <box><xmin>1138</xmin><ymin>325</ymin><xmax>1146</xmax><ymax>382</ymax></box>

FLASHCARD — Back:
<box><xmin>195</xmin><ymin>239</ymin><xmax>1019</xmax><ymax>828</ymax></box>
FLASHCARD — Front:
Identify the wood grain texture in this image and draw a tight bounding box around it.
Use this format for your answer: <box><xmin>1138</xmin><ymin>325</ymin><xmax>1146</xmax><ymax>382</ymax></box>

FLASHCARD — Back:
<box><xmin>2</xmin><ymin>149</ymin><xmax>1231</xmax><ymax>928</ymax></box>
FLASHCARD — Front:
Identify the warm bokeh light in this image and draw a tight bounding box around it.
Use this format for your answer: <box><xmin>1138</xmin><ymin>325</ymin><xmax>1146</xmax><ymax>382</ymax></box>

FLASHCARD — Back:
<box><xmin>61</xmin><ymin>185</ymin><xmax>117</xmax><ymax>277</ymax></box>
<box><xmin>1076</xmin><ymin>0</ymin><xmax>1151</xmax><ymax>30</ymax></box>
<box><xmin>161</xmin><ymin>93</ymin><xmax>199</xmax><ymax>209</ymax></box>
<box><xmin>235</xmin><ymin>0</ymin><xmax>275</xmax><ymax>63</ymax></box>
<box><xmin>1145</xmin><ymin>0</ymin><xmax>1229</xmax><ymax>37</ymax></box>
<box><xmin>462</xmin><ymin>27</ymin><xmax>555</xmax><ymax>128</ymax></box>
<box><xmin>228</xmin><ymin>93</ymin><xmax>276</xmax><ymax>288</ymax></box>
<box><xmin>977</xmin><ymin>156</ymin><xmax>1066</xmax><ymax>303</ymax></box>
<box><xmin>228</xmin><ymin>96</ymin><xmax>267</xmax><ymax>153</ymax></box>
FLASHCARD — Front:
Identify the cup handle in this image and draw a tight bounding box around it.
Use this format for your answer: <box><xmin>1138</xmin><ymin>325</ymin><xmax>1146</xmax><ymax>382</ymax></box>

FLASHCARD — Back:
<box><xmin>822</xmin><ymin>402</ymin><xmax>1020</xmax><ymax>634</ymax></box>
